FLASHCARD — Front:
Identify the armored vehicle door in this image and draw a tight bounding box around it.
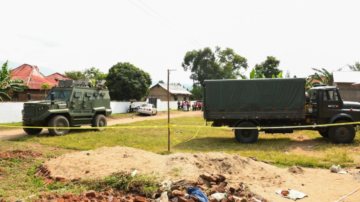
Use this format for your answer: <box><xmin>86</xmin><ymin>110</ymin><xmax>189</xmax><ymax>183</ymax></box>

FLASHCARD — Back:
<box><xmin>72</xmin><ymin>91</ymin><xmax>83</xmax><ymax>112</ymax></box>
<box><xmin>322</xmin><ymin>89</ymin><xmax>342</xmax><ymax>118</ymax></box>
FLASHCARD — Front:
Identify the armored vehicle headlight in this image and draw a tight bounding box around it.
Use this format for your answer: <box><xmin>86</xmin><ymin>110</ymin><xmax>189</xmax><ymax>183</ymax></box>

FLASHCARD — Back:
<box><xmin>38</xmin><ymin>107</ymin><xmax>44</xmax><ymax>111</ymax></box>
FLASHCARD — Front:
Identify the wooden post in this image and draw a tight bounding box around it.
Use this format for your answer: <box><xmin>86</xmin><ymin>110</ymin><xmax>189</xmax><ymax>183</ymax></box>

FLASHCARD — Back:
<box><xmin>167</xmin><ymin>69</ymin><xmax>170</xmax><ymax>152</ymax></box>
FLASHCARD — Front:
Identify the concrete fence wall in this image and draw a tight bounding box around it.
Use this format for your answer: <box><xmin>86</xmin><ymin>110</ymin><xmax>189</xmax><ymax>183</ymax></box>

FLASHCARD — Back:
<box><xmin>0</xmin><ymin>100</ymin><xmax>182</xmax><ymax>124</ymax></box>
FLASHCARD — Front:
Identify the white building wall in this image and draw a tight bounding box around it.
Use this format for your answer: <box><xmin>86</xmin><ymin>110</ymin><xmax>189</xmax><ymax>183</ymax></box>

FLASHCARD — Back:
<box><xmin>0</xmin><ymin>100</ymin><xmax>181</xmax><ymax>123</ymax></box>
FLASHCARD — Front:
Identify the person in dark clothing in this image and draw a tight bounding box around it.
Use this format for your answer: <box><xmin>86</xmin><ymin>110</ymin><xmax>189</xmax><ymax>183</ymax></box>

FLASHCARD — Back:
<box><xmin>177</xmin><ymin>101</ymin><xmax>181</xmax><ymax>110</ymax></box>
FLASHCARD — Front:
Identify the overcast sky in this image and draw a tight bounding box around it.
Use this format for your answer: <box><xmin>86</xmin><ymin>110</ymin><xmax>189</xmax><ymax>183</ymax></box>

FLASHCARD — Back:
<box><xmin>1</xmin><ymin>0</ymin><xmax>359</xmax><ymax>88</ymax></box>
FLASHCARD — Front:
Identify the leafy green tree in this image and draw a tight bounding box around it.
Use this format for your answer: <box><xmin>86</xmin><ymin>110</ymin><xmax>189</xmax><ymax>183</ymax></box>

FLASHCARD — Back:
<box><xmin>84</xmin><ymin>67</ymin><xmax>108</xmax><ymax>80</ymax></box>
<box><xmin>159</xmin><ymin>80</ymin><xmax>164</xmax><ymax>84</ymax></box>
<box><xmin>348</xmin><ymin>62</ymin><xmax>360</xmax><ymax>71</ymax></box>
<box><xmin>249</xmin><ymin>69</ymin><xmax>265</xmax><ymax>79</ymax></box>
<box><xmin>40</xmin><ymin>83</ymin><xmax>52</xmax><ymax>96</ymax></box>
<box><xmin>64</xmin><ymin>71</ymin><xmax>87</xmax><ymax>80</ymax></box>
<box><xmin>190</xmin><ymin>85</ymin><xmax>203</xmax><ymax>100</ymax></box>
<box><xmin>310</xmin><ymin>68</ymin><xmax>334</xmax><ymax>86</ymax></box>
<box><xmin>255</xmin><ymin>56</ymin><xmax>281</xmax><ymax>78</ymax></box>
<box><xmin>0</xmin><ymin>61</ymin><xmax>29</xmax><ymax>101</ymax></box>
<box><xmin>106</xmin><ymin>62</ymin><xmax>152</xmax><ymax>101</ymax></box>
<box><xmin>182</xmin><ymin>46</ymin><xmax>248</xmax><ymax>85</ymax></box>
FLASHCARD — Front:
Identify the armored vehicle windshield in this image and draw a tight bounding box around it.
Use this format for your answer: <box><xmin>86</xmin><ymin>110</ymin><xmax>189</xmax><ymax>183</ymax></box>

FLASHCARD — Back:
<box><xmin>45</xmin><ymin>90</ymin><xmax>72</xmax><ymax>100</ymax></box>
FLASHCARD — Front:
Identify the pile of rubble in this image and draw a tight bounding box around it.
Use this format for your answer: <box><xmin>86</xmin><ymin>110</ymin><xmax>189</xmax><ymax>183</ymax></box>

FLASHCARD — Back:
<box><xmin>33</xmin><ymin>173</ymin><xmax>267</xmax><ymax>202</ymax></box>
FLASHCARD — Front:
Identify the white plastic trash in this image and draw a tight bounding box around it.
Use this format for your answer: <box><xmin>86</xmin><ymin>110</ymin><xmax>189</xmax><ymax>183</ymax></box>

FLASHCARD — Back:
<box><xmin>161</xmin><ymin>179</ymin><xmax>173</xmax><ymax>190</ymax></box>
<box><xmin>276</xmin><ymin>189</ymin><xmax>307</xmax><ymax>200</ymax></box>
<box><xmin>131</xmin><ymin>170</ymin><xmax>137</xmax><ymax>177</ymax></box>
<box><xmin>210</xmin><ymin>193</ymin><xmax>227</xmax><ymax>201</ymax></box>
<box><xmin>155</xmin><ymin>191</ymin><xmax>168</xmax><ymax>202</ymax></box>
<box><xmin>329</xmin><ymin>165</ymin><xmax>347</xmax><ymax>174</ymax></box>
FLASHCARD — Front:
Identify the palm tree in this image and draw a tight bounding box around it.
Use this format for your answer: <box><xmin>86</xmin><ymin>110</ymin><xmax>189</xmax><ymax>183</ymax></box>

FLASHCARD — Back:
<box><xmin>348</xmin><ymin>62</ymin><xmax>360</xmax><ymax>71</ymax></box>
<box><xmin>0</xmin><ymin>61</ymin><xmax>29</xmax><ymax>101</ymax></box>
<box><xmin>311</xmin><ymin>68</ymin><xmax>334</xmax><ymax>86</ymax></box>
<box><xmin>0</xmin><ymin>75</ymin><xmax>29</xmax><ymax>101</ymax></box>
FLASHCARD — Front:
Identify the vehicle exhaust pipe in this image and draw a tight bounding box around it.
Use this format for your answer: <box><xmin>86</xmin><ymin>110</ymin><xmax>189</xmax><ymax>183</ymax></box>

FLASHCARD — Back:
<box><xmin>51</xmin><ymin>93</ymin><xmax>55</xmax><ymax>105</ymax></box>
<box><xmin>27</xmin><ymin>93</ymin><xmax>31</xmax><ymax>101</ymax></box>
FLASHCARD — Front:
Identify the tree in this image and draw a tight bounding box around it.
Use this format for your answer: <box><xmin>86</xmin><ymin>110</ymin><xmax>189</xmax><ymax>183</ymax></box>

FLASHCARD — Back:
<box><xmin>182</xmin><ymin>46</ymin><xmax>248</xmax><ymax>85</ymax></box>
<box><xmin>190</xmin><ymin>84</ymin><xmax>203</xmax><ymax>100</ymax></box>
<box><xmin>159</xmin><ymin>80</ymin><xmax>164</xmax><ymax>84</ymax></box>
<box><xmin>106</xmin><ymin>62</ymin><xmax>152</xmax><ymax>101</ymax></box>
<box><xmin>249</xmin><ymin>69</ymin><xmax>265</xmax><ymax>79</ymax></box>
<box><xmin>84</xmin><ymin>67</ymin><xmax>108</xmax><ymax>80</ymax></box>
<box><xmin>40</xmin><ymin>83</ymin><xmax>52</xmax><ymax>96</ymax></box>
<box><xmin>310</xmin><ymin>68</ymin><xmax>334</xmax><ymax>86</ymax></box>
<box><xmin>348</xmin><ymin>62</ymin><xmax>360</xmax><ymax>71</ymax></box>
<box><xmin>0</xmin><ymin>61</ymin><xmax>29</xmax><ymax>101</ymax></box>
<box><xmin>255</xmin><ymin>56</ymin><xmax>281</xmax><ymax>78</ymax></box>
<box><xmin>64</xmin><ymin>71</ymin><xmax>87</xmax><ymax>80</ymax></box>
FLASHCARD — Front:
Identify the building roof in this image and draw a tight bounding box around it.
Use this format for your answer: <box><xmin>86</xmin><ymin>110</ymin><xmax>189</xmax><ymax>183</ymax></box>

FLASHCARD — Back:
<box><xmin>151</xmin><ymin>83</ymin><xmax>192</xmax><ymax>95</ymax></box>
<box><xmin>333</xmin><ymin>71</ymin><xmax>360</xmax><ymax>83</ymax></box>
<box><xmin>11</xmin><ymin>64</ymin><xmax>59</xmax><ymax>89</ymax></box>
<box><xmin>46</xmin><ymin>72</ymin><xmax>72</xmax><ymax>81</ymax></box>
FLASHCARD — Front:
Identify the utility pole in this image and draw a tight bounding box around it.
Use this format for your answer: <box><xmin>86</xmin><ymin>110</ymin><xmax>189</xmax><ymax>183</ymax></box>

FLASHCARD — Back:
<box><xmin>167</xmin><ymin>69</ymin><xmax>176</xmax><ymax>152</ymax></box>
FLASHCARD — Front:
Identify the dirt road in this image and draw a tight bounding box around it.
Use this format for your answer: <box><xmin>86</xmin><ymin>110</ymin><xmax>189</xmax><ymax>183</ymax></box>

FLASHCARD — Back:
<box><xmin>0</xmin><ymin>111</ymin><xmax>203</xmax><ymax>141</ymax></box>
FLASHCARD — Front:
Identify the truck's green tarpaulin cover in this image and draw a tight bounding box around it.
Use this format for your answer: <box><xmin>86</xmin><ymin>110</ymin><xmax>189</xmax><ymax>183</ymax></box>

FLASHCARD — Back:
<box><xmin>204</xmin><ymin>78</ymin><xmax>305</xmax><ymax>111</ymax></box>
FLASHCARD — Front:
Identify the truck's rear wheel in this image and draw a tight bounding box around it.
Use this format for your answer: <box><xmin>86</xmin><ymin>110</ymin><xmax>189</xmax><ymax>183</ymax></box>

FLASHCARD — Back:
<box><xmin>92</xmin><ymin>114</ymin><xmax>107</xmax><ymax>131</ymax></box>
<box><xmin>23</xmin><ymin>121</ymin><xmax>42</xmax><ymax>135</ymax></box>
<box><xmin>234</xmin><ymin>121</ymin><xmax>259</xmax><ymax>143</ymax></box>
<box><xmin>48</xmin><ymin>115</ymin><xmax>70</xmax><ymax>136</ymax></box>
<box><xmin>329</xmin><ymin>120</ymin><xmax>355</xmax><ymax>144</ymax></box>
<box><xmin>318</xmin><ymin>127</ymin><xmax>329</xmax><ymax>138</ymax></box>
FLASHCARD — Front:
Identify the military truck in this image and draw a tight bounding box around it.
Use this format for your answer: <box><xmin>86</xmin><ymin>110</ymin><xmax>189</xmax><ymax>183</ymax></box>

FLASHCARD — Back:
<box><xmin>203</xmin><ymin>78</ymin><xmax>360</xmax><ymax>144</ymax></box>
<box><xmin>22</xmin><ymin>79</ymin><xmax>112</xmax><ymax>136</ymax></box>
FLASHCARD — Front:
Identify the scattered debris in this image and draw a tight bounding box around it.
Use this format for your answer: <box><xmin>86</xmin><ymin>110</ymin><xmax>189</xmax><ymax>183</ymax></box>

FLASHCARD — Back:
<box><xmin>276</xmin><ymin>189</ymin><xmax>307</xmax><ymax>200</ymax></box>
<box><xmin>356</xmin><ymin>165</ymin><xmax>360</xmax><ymax>169</ymax></box>
<box><xmin>28</xmin><ymin>173</ymin><xmax>268</xmax><ymax>202</ymax></box>
<box><xmin>330</xmin><ymin>165</ymin><xmax>348</xmax><ymax>174</ymax></box>
<box><xmin>261</xmin><ymin>160</ymin><xmax>274</xmax><ymax>164</ymax></box>
<box><xmin>0</xmin><ymin>150</ymin><xmax>42</xmax><ymax>160</ymax></box>
<box><xmin>288</xmin><ymin>166</ymin><xmax>304</xmax><ymax>174</ymax></box>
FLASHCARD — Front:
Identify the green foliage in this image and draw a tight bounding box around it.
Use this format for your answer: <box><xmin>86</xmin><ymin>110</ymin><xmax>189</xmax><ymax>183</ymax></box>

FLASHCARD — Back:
<box><xmin>182</xmin><ymin>46</ymin><xmax>248</xmax><ymax>85</ymax></box>
<box><xmin>306</xmin><ymin>77</ymin><xmax>314</xmax><ymax>93</ymax></box>
<box><xmin>0</xmin><ymin>61</ymin><xmax>29</xmax><ymax>101</ymax></box>
<box><xmin>65</xmin><ymin>67</ymin><xmax>107</xmax><ymax>81</ymax></box>
<box><xmin>348</xmin><ymin>62</ymin><xmax>360</xmax><ymax>71</ymax></box>
<box><xmin>190</xmin><ymin>85</ymin><xmax>202</xmax><ymax>100</ymax></box>
<box><xmin>40</xmin><ymin>83</ymin><xmax>52</xmax><ymax>96</ymax></box>
<box><xmin>64</xmin><ymin>71</ymin><xmax>87</xmax><ymax>80</ymax></box>
<box><xmin>106</xmin><ymin>62</ymin><xmax>152</xmax><ymax>101</ymax></box>
<box><xmin>310</xmin><ymin>68</ymin><xmax>334</xmax><ymax>86</ymax></box>
<box><xmin>249</xmin><ymin>69</ymin><xmax>265</xmax><ymax>79</ymax></box>
<box><xmin>255</xmin><ymin>56</ymin><xmax>282</xmax><ymax>78</ymax></box>
<box><xmin>159</xmin><ymin>80</ymin><xmax>164</xmax><ymax>83</ymax></box>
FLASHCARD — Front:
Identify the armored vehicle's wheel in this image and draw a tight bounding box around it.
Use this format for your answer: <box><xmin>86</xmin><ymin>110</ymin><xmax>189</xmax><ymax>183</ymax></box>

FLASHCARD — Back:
<box><xmin>234</xmin><ymin>121</ymin><xmax>259</xmax><ymax>143</ymax></box>
<box><xmin>329</xmin><ymin>120</ymin><xmax>355</xmax><ymax>144</ymax></box>
<box><xmin>48</xmin><ymin>115</ymin><xmax>70</xmax><ymax>136</ymax></box>
<box><xmin>92</xmin><ymin>114</ymin><xmax>107</xmax><ymax>131</ymax></box>
<box><xmin>318</xmin><ymin>128</ymin><xmax>329</xmax><ymax>138</ymax></box>
<box><xmin>23</xmin><ymin>121</ymin><xmax>42</xmax><ymax>135</ymax></box>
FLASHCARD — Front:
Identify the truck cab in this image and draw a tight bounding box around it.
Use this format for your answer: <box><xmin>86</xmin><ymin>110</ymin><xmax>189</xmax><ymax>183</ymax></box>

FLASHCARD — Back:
<box><xmin>307</xmin><ymin>86</ymin><xmax>360</xmax><ymax>143</ymax></box>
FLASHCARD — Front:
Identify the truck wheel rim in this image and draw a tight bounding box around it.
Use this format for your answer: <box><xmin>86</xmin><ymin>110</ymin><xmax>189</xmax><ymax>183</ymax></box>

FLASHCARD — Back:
<box><xmin>335</xmin><ymin>127</ymin><xmax>349</xmax><ymax>138</ymax></box>
<box><xmin>241</xmin><ymin>130</ymin><xmax>252</xmax><ymax>138</ymax></box>
<box><xmin>99</xmin><ymin>118</ymin><xmax>105</xmax><ymax>127</ymax></box>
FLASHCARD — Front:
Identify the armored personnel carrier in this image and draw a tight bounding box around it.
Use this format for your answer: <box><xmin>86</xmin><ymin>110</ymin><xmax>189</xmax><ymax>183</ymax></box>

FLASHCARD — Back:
<box><xmin>22</xmin><ymin>79</ymin><xmax>112</xmax><ymax>136</ymax></box>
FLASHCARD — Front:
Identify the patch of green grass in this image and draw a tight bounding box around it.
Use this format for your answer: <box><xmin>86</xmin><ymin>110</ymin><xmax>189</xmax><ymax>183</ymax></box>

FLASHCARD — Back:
<box><xmin>10</xmin><ymin>117</ymin><xmax>360</xmax><ymax>169</ymax></box>
<box><xmin>0</xmin><ymin>122</ymin><xmax>22</xmax><ymax>131</ymax></box>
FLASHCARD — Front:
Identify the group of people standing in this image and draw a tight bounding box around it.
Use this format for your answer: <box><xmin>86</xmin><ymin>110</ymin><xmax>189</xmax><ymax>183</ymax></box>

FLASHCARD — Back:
<box><xmin>177</xmin><ymin>101</ymin><xmax>202</xmax><ymax>111</ymax></box>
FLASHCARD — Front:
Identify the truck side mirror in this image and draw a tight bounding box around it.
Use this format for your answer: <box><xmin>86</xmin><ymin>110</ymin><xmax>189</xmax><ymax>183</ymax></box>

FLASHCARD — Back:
<box><xmin>27</xmin><ymin>93</ymin><xmax>31</xmax><ymax>101</ymax></box>
<box><xmin>51</xmin><ymin>93</ymin><xmax>55</xmax><ymax>105</ymax></box>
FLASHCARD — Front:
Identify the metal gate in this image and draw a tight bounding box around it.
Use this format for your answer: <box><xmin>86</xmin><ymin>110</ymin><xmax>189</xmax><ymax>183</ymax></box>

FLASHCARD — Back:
<box><xmin>148</xmin><ymin>98</ymin><xmax>157</xmax><ymax>108</ymax></box>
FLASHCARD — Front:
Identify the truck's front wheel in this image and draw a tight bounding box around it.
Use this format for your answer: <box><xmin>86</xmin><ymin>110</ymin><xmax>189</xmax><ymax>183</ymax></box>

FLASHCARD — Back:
<box><xmin>23</xmin><ymin>121</ymin><xmax>42</xmax><ymax>135</ymax></box>
<box><xmin>92</xmin><ymin>114</ymin><xmax>107</xmax><ymax>131</ymax></box>
<box><xmin>48</xmin><ymin>115</ymin><xmax>70</xmax><ymax>136</ymax></box>
<box><xmin>329</xmin><ymin>121</ymin><xmax>355</xmax><ymax>144</ymax></box>
<box><xmin>234</xmin><ymin>121</ymin><xmax>259</xmax><ymax>143</ymax></box>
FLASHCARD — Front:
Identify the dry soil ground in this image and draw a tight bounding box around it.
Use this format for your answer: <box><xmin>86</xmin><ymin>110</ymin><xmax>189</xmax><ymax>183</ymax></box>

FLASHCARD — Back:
<box><xmin>1</xmin><ymin>111</ymin><xmax>360</xmax><ymax>202</ymax></box>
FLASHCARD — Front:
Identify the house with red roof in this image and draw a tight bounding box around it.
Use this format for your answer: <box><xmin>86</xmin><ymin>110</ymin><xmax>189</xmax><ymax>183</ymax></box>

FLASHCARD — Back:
<box><xmin>10</xmin><ymin>64</ymin><xmax>72</xmax><ymax>101</ymax></box>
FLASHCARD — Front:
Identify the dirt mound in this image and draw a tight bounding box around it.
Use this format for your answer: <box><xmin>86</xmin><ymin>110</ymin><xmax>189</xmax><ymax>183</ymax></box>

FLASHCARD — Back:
<box><xmin>37</xmin><ymin>146</ymin><xmax>360</xmax><ymax>202</ymax></box>
<box><xmin>0</xmin><ymin>150</ymin><xmax>42</xmax><ymax>159</ymax></box>
<box><xmin>288</xmin><ymin>166</ymin><xmax>304</xmax><ymax>174</ymax></box>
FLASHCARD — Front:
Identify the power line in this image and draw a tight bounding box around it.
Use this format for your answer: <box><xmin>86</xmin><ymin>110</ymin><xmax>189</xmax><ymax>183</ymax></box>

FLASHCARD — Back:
<box><xmin>128</xmin><ymin>0</ymin><xmax>201</xmax><ymax>48</ymax></box>
<box><xmin>137</xmin><ymin>0</ymin><xmax>203</xmax><ymax>47</ymax></box>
